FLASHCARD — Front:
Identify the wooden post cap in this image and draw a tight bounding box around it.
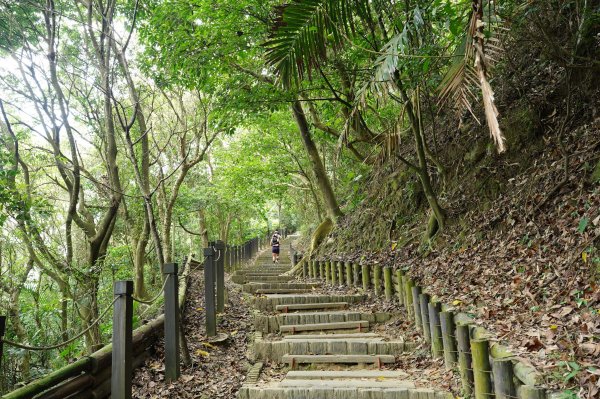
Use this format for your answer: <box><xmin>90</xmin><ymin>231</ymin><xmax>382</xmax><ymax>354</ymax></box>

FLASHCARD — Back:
<box><xmin>114</xmin><ymin>281</ymin><xmax>134</xmax><ymax>295</ymax></box>
<box><xmin>204</xmin><ymin>247</ymin><xmax>215</xmax><ymax>257</ymax></box>
<box><xmin>164</xmin><ymin>263</ymin><xmax>178</xmax><ymax>275</ymax></box>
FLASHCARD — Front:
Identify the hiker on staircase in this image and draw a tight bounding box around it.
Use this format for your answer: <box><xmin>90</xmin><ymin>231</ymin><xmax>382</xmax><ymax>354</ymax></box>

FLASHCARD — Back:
<box><xmin>271</xmin><ymin>230</ymin><xmax>281</xmax><ymax>263</ymax></box>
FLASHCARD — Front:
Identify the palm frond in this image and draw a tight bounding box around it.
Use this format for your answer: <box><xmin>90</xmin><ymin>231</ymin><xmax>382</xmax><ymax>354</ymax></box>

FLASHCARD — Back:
<box><xmin>264</xmin><ymin>0</ymin><xmax>366</xmax><ymax>88</ymax></box>
<box><xmin>437</xmin><ymin>1</ymin><xmax>507</xmax><ymax>153</ymax></box>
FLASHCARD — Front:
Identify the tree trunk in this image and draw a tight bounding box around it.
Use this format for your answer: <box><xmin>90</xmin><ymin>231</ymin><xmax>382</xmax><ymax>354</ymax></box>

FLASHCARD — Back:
<box><xmin>198</xmin><ymin>208</ymin><xmax>210</xmax><ymax>248</ymax></box>
<box><xmin>291</xmin><ymin>100</ymin><xmax>343</xmax><ymax>221</ymax></box>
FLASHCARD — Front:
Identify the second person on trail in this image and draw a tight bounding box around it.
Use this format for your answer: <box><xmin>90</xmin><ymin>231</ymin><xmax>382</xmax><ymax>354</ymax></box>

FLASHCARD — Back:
<box><xmin>271</xmin><ymin>230</ymin><xmax>281</xmax><ymax>263</ymax></box>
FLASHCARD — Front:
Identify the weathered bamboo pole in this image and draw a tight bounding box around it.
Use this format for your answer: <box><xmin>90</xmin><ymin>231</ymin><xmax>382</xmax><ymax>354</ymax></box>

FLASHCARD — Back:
<box><xmin>457</xmin><ymin>324</ymin><xmax>474</xmax><ymax>396</ymax></box>
<box><xmin>411</xmin><ymin>286</ymin><xmax>422</xmax><ymax>331</ymax></box>
<box><xmin>362</xmin><ymin>264</ymin><xmax>370</xmax><ymax>291</ymax></box>
<box><xmin>383</xmin><ymin>267</ymin><xmax>393</xmax><ymax>301</ymax></box>
<box><xmin>471</xmin><ymin>338</ymin><xmax>493</xmax><ymax>399</ymax></box>
<box><xmin>373</xmin><ymin>265</ymin><xmax>382</xmax><ymax>296</ymax></box>
<box><xmin>404</xmin><ymin>278</ymin><xmax>415</xmax><ymax>319</ymax></box>
<box><xmin>440</xmin><ymin>311</ymin><xmax>458</xmax><ymax>370</ymax></box>
<box><xmin>330</xmin><ymin>260</ymin><xmax>336</xmax><ymax>285</ymax></box>
<box><xmin>319</xmin><ymin>260</ymin><xmax>325</xmax><ymax>279</ymax></box>
<box><xmin>337</xmin><ymin>261</ymin><xmax>344</xmax><ymax>286</ymax></box>
<box><xmin>493</xmin><ymin>358</ymin><xmax>516</xmax><ymax>399</ymax></box>
<box><xmin>325</xmin><ymin>261</ymin><xmax>331</xmax><ymax>284</ymax></box>
<box><xmin>428</xmin><ymin>301</ymin><xmax>444</xmax><ymax>358</ymax></box>
<box><xmin>353</xmin><ymin>263</ymin><xmax>360</xmax><ymax>286</ymax></box>
<box><xmin>395</xmin><ymin>270</ymin><xmax>404</xmax><ymax>304</ymax></box>
<box><xmin>419</xmin><ymin>293</ymin><xmax>432</xmax><ymax>343</ymax></box>
<box><xmin>345</xmin><ymin>262</ymin><xmax>353</xmax><ymax>286</ymax></box>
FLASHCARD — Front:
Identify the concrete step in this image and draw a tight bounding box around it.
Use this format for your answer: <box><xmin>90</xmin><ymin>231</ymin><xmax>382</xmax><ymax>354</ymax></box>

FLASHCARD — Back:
<box><xmin>238</xmin><ymin>386</ymin><xmax>451</xmax><ymax>399</ymax></box>
<box><xmin>285</xmin><ymin>370</ymin><xmax>408</xmax><ymax>379</ymax></box>
<box><xmin>281</xmin><ymin>354</ymin><xmax>395</xmax><ymax>367</ymax></box>
<box><xmin>256</xmin><ymin>288</ymin><xmax>313</xmax><ymax>295</ymax></box>
<box><xmin>283</xmin><ymin>333</ymin><xmax>380</xmax><ymax>340</ymax></box>
<box><xmin>243</xmin><ymin>282</ymin><xmax>320</xmax><ymax>294</ymax></box>
<box><xmin>251</xmin><ymin>294</ymin><xmax>365</xmax><ymax>312</ymax></box>
<box><xmin>254</xmin><ymin>311</ymin><xmax>394</xmax><ymax>333</ymax></box>
<box><xmin>254</xmin><ymin>338</ymin><xmax>409</xmax><ymax>362</ymax></box>
<box><xmin>279</xmin><ymin>379</ymin><xmax>412</xmax><ymax>388</ymax></box>
<box><xmin>279</xmin><ymin>320</ymin><xmax>369</xmax><ymax>334</ymax></box>
<box><xmin>275</xmin><ymin>302</ymin><xmax>348</xmax><ymax>312</ymax></box>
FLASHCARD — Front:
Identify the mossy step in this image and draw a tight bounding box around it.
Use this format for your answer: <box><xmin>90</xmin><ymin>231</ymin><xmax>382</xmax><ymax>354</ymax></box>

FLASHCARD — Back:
<box><xmin>280</xmin><ymin>320</ymin><xmax>369</xmax><ymax>334</ymax></box>
<box><xmin>285</xmin><ymin>370</ymin><xmax>408</xmax><ymax>379</ymax></box>
<box><xmin>256</xmin><ymin>289</ymin><xmax>313</xmax><ymax>294</ymax></box>
<box><xmin>254</xmin><ymin>339</ymin><xmax>409</xmax><ymax>362</ymax></box>
<box><xmin>238</xmin><ymin>386</ymin><xmax>451</xmax><ymax>399</ymax></box>
<box><xmin>279</xmin><ymin>379</ymin><xmax>413</xmax><ymax>388</ymax></box>
<box><xmin>281</xmin><ymin>354</ymin><xmax>395</xmax><ymax>366</ymax></box>
<box><xmin>283</xmin><ymin>333</ymin><xmax>380</xmax><ymax>340</ymax></box>
<box><xmin>243</xmin><ymin>282</ymin><xmax>320</xmax><ymax>294</ymax></box>
<box><xmin>251</xmin><ymin>294</ymin><xmax>365</xmax><ymax>312</ymax></box>
<box><xmin>275</xmin><ymin>302</ymin><xmax>348</xmax><ymax>312</ymax></box>
<box><xmin>254</xmin><ymin>312</ymin><xmax>393</xmax><ymax>333</ymax></box>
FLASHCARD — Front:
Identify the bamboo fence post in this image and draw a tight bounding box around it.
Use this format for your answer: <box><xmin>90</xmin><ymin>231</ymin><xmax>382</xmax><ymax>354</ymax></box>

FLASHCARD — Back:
<box><xmin>428</xmin><ymin>301</ymin><xmax>444</xmax><ymax>358</ymax></box>
<box><xmin>471</xmin><ymin>338</ymin><xmax>493</xmax><ymax>399</ymax></box>
<box><xmin>345</xmin><ymin>262</ymin><xmax>353</xmax><ymax>286</ymax></box>
<box><xmin>302</xmin><ymin>256</ymin><xmax>308</xmax><ymax>278</ymax></box>
<box><xmin>330</xmin><ymin>260</ymin><xmax>337</xmax><ymax>285</ymax></box>
<box><xmin>373</xmin><ymin>265</ymin><xmax>382</xmax><ymax>296</ymax></box>
<box><xmin>411</xmin><ymin>286</ymin><xmax>422</xmax><ymax>331</ymax></box>
<box><xmin>325</xmin><ymin>261</ymin><xmax>331</xmax><ymax>284</ymax></box>
<box><xmin>457</xmin><ymin>324</ymin><xmax>474</xmax><ymax>396</ymax></box>
<box><xmin>383</xmin><ymin>267</ymin><xmax>393</xmax><ymax>300</ymax></box>
<box><xmin>404</xmin><ymin>278</ymin><xmax>415</xmax><ymax>319</ymax></box>
<box><xmin>493</xmin><ymin>358</ymin><xmax>517</xmax><ymax>399</ymax></box>
<box><xmin>440</xmin><ymin>311</ymin><xmax>458</xmax><ymax>370</ymax></box>
<box><xmin>312</xmin><ymin>260</ymin><xmax>318</xmax><ymax>279</ymax></box>
<box><xmin>395</xmin><ymin>270</ymin><xmax>404</xmax><ymax>304</ymax></box>
<box><xmin>337</xmin><ymin>261</ymin><xmax>344</xmax><ymax>286</ymax></box>
<box><xmin>362</xmin><ymin>264</ymin><xmax>370</xmax><ymax>291</ymax></box>
<box><xmin>320</xmin><ymin>260</ymin><xmax>326</xmax><ymax>280</ymax></box>
<box><xmin>419</xmin><ymin>293</ymin><xmax>431</xmax><ymax>342</ymax></box>
<box><xmin>353</xmin><ymin>263</ymin><xmax>360</xmax><ymax>286</ymax></box>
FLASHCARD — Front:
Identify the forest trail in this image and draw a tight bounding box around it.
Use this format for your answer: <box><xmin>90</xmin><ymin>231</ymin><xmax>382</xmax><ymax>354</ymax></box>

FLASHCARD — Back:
<box><xmin>234</xmin><ymin>238</ymin><xmax>452</xmax><ymax>399</ymax></box>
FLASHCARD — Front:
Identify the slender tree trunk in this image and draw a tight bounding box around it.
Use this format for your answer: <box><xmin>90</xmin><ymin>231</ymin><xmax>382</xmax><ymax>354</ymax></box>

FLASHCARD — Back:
<box><xmin>291</xmin><ymin>100</ymin><xmax>343</xmax><ymax>221</ymax></box>
<box><xmin>198</xmin><ymin>208</ymin><xmax>209</xmax><ymax>248</ymax></box>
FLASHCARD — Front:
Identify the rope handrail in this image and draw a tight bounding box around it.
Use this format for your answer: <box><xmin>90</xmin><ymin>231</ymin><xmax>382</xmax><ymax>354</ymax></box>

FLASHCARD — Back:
<box><xmin>1</xmin><ymin>296</ymin><xmax>119</xmax><ymax>351</ymax></box>
<box><xmin>131</xmin><ymin>274</ymin><xmax>170</xmax><ymax>305</ymax></box>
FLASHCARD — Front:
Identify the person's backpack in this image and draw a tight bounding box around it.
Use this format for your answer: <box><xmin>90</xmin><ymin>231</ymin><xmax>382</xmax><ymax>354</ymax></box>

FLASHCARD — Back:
<box><xmin>271</xmin><ymin>234</ymin><xmax>279</xmax><ymax>246</ymax></box>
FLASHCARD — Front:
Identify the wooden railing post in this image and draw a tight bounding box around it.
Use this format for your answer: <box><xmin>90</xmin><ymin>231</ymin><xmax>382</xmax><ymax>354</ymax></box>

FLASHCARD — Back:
<box><xmin>112</xmin><ymin>280</ymin><xmax>133</xmax><ymax>399</ymax></box>
<box><xmin>163</xmin><ymin>263</ymin><xmax>180</xmax><ymax>382</ymax></box>
<box><xmin>215</xmin><ymin>240</ymin><xmax>225</xmax><ymax>313</ymax></box>
<box><xmin>204</xmin><ymin>247</ymin><xmax>217</xmax><ymax>337</ymax></box>
<box><xmin>0</xmin><ymin>315</ymin><xmax>6</xmax><ymax>371</ymax></box>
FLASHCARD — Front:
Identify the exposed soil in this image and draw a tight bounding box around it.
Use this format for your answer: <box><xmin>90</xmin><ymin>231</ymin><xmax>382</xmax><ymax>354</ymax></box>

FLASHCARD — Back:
<box><xmin>131</xmin><ymin>271</ymin><xmax>255</xmax><ymax>399</ymax></box>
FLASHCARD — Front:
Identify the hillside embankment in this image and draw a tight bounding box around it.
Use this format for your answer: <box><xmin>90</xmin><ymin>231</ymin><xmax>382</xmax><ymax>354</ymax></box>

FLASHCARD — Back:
<box><xmin>307</xmin><ymin>9</ymin><xmax>600</xmax><ymax>398</ymax></box>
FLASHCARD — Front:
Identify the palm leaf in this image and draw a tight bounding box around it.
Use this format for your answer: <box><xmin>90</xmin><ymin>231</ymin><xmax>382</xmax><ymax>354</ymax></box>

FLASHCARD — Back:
<box><xmin>264</xmin><ymin>0</ymin><xmax>367</xmax><ymax>88</ymax></box>
<box><xmin>437</xmin><ymin>1</ymin><xmax>507</xmax><ymax>153</ymax></box>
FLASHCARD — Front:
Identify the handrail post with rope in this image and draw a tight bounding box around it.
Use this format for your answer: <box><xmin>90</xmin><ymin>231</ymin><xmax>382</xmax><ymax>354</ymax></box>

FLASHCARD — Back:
<box><xmin>203</xmin><ymin>247</ymin><xmax>217</xmax><ymax>337</ymax></box>
<box><xmin>163</xmin><ymin>263</ymin><xmax>180</xmax><ymax>382</ymax></box>
<box><xmin>112</xmin><ymin>280</ymin><xmax>133</xmax><ymax>399</ymax></box>
<box><xmin>215</xmin><ymin>240</ymin><xmax>225</xmax><ymax>313</ymax></box>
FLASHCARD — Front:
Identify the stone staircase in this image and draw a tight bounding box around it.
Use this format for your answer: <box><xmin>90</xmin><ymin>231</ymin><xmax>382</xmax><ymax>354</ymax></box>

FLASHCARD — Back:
<box><xmin>236</xmin><ymin>239</ymin><xmax>452</xmax><ymax>399</ymax></box>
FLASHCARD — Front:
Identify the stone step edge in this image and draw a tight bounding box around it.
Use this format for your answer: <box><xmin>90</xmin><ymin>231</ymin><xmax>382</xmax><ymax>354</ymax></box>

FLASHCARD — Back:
<box><xmin>285</xmin><ymin>370</ymin><xmax>408</xmax><ymax>379</ymax></box>
<box><xmin>281</xmin><ymin>354</ymin><xmax>395</xmax><ymax>366</ymax></box>
<box><xmin>275</xmin><ymin>302</ymin><xmax>348</xmax><ymax>312</ymax></box>
<box><xmin>280</xmin><ymin>320</ymin><xmax>369</xmax><ymax>333</ymax></box>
